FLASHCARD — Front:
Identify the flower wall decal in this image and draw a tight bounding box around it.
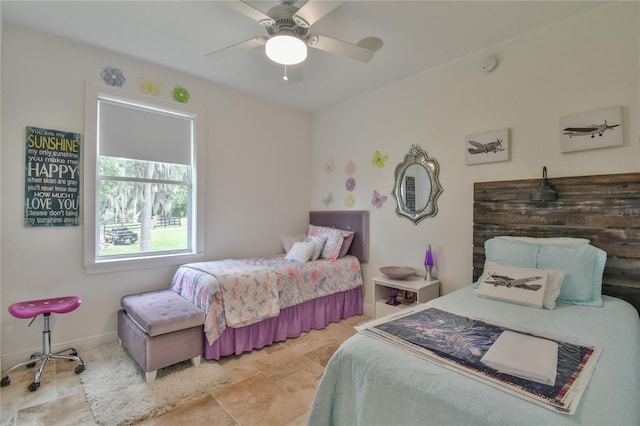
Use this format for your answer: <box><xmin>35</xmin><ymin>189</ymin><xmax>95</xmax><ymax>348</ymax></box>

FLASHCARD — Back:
<box><xmin>172</xmin><ymin>86</ymin><xmax>190</xmax><ymax>103</ymax></box>
<box><xmin>345</xmin><ymin>177</ymin><xmax>356</xmax><ymax>192</ymax></box>
<box><xmin>345</xmin><ymin>161</ymin><xmax>356</xmax><ymax>175</ymax></box>
<box><xmin>101</xmin><ymin>66</ymin><xmax>126</xmax><ymax>87</ymax></box>
<box><xmin>344</xmin><ymin>194</ymin><xmax>355</xmax><ymax>208</ymax></box>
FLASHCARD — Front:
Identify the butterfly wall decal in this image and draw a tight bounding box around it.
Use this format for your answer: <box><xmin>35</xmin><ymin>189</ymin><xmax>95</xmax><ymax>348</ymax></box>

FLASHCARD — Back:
<box><xmin>371</xmin><ymin>150</ymin><xmax>389</xmax><ymax>168</ymax></box>
<box><xmin>322</xmin><ymin>192</ymin><xmax>334</xmax><ymax>207</ymax></box>
<box><xmin>372</xmin><ymin>190</ymin><xmax>388</xmax><ymax>208</ymax></box>
<box><xmin>323</xmin><ymin>158</ymin><xmax>335</xmax><ymax>174</ymax></box>
<box><xmin>137</xmin><ymin>77</ymin><xmax>162</xmax><ymax>96</ymax></box>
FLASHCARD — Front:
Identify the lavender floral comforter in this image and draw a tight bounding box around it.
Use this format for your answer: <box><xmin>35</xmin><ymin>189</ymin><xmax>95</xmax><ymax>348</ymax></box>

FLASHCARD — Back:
<box><xmin>170</xmin><ymin>255</ymin><xmax>363</xmax><ymax>344</ymax></box>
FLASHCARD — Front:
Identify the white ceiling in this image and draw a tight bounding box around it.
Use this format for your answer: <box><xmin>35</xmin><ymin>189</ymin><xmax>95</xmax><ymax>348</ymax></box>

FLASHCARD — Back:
<box><xmin>1</xmin><ymin>1</ymin><xmax>608</xmax><ymax>112</ymax></box>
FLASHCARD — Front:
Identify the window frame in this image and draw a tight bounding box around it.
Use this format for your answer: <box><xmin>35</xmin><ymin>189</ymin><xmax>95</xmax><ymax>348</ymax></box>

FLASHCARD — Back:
<box><xmin>83</xmin><ymin>82</ymin><xmax>205</xmax><ymax>274</ymax></box>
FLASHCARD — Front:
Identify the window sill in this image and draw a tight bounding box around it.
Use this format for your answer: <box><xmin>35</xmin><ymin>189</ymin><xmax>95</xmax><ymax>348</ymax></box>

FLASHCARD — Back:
<box><xmin>83</xmin><ymin>252</ymin><xmax>205</xmax><ymax>275</ymax></box>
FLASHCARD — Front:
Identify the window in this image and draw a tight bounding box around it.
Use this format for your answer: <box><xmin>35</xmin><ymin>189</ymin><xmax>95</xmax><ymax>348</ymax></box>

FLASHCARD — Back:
<box><xmin>83</xmin><ymin>83</ymin><xmax>204</xmax><ymax>273</ymax></box>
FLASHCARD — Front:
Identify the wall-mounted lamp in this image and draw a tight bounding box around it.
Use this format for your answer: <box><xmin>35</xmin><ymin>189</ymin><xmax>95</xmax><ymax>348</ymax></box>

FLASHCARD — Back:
<box><xmin>530</xmin><ymin>166</ymin><xmax>558</xmax><ymax>201</ymax></box>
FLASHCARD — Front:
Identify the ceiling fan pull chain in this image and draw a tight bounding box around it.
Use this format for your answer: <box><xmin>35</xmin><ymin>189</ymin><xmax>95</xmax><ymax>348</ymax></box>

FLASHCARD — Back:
<box><xmin>283</xmin><ymin>64</ymin><xmax>289</xmax><ymax>81</ymax></box>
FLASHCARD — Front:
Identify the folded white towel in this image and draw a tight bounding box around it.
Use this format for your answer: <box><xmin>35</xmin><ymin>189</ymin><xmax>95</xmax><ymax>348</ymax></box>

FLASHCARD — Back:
<box><xmin>481</xmin><ymin>330</ymin><xmax>558</xmax><ymax>385</ymax></box>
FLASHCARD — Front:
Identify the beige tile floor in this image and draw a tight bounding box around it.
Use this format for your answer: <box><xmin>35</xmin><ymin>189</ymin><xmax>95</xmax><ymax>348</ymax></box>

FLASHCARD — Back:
<box><xmin>1</xmin><ymin>315</ymin><xmax>368</xmax><ymax>426</ymax></box>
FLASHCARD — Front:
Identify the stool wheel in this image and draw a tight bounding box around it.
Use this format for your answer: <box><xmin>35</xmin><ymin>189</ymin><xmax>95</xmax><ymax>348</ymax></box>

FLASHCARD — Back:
<box><xmin>70</xmin><ymin>350</ymin><xmax>78</xmax><ymax>359</ymax></box>
<box><xmin>1</xmin><ymin>376</ymin><xmax>10</xmax><ymax>387</ymax></box>
<box><xmin>27</xmin><ymin>354</ymin><xmax>38</xmax><ymax>368</ymax></box>
<box><xmin>75</xmin><ymin>365</ymin><xmax>85</xmax><ymax>374</ymax></box>
<box><xmin>28</xmin><ymin>381</ymin><xmax>40</xmax><ymax>392</ymax></box>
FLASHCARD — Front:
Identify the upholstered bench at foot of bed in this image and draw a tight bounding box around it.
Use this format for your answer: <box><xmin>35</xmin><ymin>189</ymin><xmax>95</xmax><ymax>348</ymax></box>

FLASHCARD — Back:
<box><xmin>117</xmin><ymin>289</ymin><xmax>205</xmax><ymax>383</ymax></box>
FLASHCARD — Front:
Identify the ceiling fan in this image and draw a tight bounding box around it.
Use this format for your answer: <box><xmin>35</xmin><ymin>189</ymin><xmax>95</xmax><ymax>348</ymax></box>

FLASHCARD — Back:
<box><xmin>206</xmin><ymin>0</ymin><xmax>383</xmax><ymax>71</ymax></box>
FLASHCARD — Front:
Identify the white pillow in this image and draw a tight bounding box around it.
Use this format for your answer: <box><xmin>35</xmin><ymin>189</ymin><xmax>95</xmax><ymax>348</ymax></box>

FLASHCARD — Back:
<box><xmin>478</xmin><ymin>263</ymin><xmax>565</xmax><ymax>310</ymax></box>
<box><xmin>284</xmin><ymin>241</ymin><xmax>315</xmax><ymax>263</ymax></box>
<box><xmin>281</xmin><ymin>234</ymin><xmax>306</xmax><ymax>253</ymax></box>
<box><xmin>497</xmin><ymin>236</ymin><xmax>590</xmax><ymax>245</ymax></box>
<box><xmin>477</xmin><ymin>262</ymin><xmax>549</xmax><ymax>308</ymax></box>
<box><xmin>304</xmin><ymin>235</ymin><xmax>327</xmax><ymax>261</ymax></box>
<box><xmin>543</xmin><ymin>269</ymin><xmax>566</xmax><ymax>310</ymax></box>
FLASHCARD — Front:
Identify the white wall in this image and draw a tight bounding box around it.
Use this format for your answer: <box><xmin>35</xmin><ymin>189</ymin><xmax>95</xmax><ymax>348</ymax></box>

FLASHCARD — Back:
<box><xmin>311</xmin><ymin>3</ymin><xmax>640</xmax><ymax>315</ymax></box>
<box><xmin>1</xmin><ymin>24</ymin><xmax>312</xmax><ymax>361</ymax></box>
<box><xmin>2</xmin><ymin>3</ymin><xmax>638</xmax><ymax>362</ymax></box>
<box><xmin>0</xmin><ymin>6</ymin><xmax>4</xmax><ymax>362</ymax></box>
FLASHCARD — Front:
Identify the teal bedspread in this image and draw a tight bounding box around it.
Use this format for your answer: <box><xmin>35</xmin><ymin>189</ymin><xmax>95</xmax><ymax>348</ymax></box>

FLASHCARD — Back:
<box><xmin>307</xmin><ymin>286</ymin><xmax>640</xmax><ymax>426</ymax></box>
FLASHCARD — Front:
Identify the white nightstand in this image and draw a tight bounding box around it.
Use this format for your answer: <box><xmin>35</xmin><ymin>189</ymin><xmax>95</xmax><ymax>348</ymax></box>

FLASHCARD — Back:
<box><xmin>373</xmin><ymin>275</ymin><xmax>440</xmax><ymax>319</ymax></box>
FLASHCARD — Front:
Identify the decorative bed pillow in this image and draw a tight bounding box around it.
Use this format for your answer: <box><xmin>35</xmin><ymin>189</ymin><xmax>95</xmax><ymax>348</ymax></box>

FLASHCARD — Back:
<box><xmin>477</xmin><ymin>263</ymin><xmax>549</xmax><ymax>308</ymax></box>
<box><xmin>543</xmin><ymin>269</ymin><xmax>566</xmax><ymax>310</ymax></box>
<box><xmin>484</xmin><ymin>238</ymin><xmax>539</xmax><ymax>268</ymax></box>
<box><xmin>476</xmin><ymin>237</ymin><xmax>540</xmax><ymax>287</ymax></box>
<box><xmin>285</xmin><ymin>241</ymin><xmax>315</xmax><ymax>263</ymax></box>
<box><xmin>307</xmin><ymin>225</ymin><xmax>353</xmax><ymax>261</ymax></box>
<box><xmin>536</xmin><ymin>244</ymin><xmax>606</xmax><ymax>307</ymax></box>
<box><xmin>481</xmin><ymin>237</ymin><xmax>606</xmax><ymax>307</ymax></box>
<box><xmin>281</xmin><ymin>234</ymin><xmax>306</xmax><ymax>253</ymax></box>
<box><xmin>304</xmin><ymin>235</ymin><xmax>327</xmax><ymax>261</ymax></box>
<box><xmin>496</xmin><ymin>236</ymin><xmax>590</xmax><ymax>245</ymax></box>
<box><xmin>338</xmin><ymin>231</ymin><xmax>355</xmax><ymax>258</ymax></box>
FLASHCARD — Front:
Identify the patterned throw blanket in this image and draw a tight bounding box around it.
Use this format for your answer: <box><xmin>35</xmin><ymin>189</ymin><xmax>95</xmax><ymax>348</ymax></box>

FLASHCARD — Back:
<box><xmin>189</xmin><ymin>260</ymin><xmax>281</xmax><ymax>325</ymax></box>
<box><xmin>170</xmin><ymin>255</ymin><xmax>363</xmax><ymax>344</ymax></box>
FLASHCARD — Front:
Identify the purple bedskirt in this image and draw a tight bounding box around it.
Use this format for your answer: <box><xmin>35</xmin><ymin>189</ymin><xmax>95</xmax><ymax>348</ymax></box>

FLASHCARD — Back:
<box><xmin>203</xmin><ymin>287</ymin><xmax>363</xmax><ymax>360</ymax></box>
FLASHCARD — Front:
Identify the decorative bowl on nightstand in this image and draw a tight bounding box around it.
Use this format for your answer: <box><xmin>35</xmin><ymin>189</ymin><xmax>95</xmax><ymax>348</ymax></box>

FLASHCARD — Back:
<box><xmin>379</xmin><ymin>266</ymin><xmax>416</xmax><ymax>280</ymax></box>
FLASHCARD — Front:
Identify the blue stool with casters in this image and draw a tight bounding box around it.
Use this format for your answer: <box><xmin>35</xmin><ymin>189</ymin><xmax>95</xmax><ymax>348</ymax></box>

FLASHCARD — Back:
<box><xmin>1</xmin><ymin>296</ymin><xmax>86</xmax><ymax>391</ymax></box>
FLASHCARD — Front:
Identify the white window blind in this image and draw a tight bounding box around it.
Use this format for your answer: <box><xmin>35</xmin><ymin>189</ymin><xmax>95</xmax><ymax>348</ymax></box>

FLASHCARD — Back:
<box><xmin>98</xmin><ymin>97</ymin><xmax>192</xmax><ymax>165</ymax></box>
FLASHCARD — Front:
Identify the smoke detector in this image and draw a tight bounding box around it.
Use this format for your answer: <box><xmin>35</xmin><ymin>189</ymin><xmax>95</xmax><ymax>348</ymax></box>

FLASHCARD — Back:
<box><xmin>481</xmin><ymin>56</ymin><xmax>498</xmax><ymax>73</ymax></box>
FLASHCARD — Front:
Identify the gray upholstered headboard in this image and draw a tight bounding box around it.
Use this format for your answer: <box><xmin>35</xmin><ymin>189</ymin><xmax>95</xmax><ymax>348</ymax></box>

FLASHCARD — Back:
<box><xmin>309</xmin><ymin>210</ymin><xmax>369</xmax><ymax>262</ymax></box>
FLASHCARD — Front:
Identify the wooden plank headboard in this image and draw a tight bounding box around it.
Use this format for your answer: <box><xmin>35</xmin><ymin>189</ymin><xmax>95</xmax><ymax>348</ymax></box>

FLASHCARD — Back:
<box><xmin>473</xmin><ymin>172</ymin><xmax>640</xmax><ymax>313</ymax></box>
<box><xmin>309</xmin><ymin>210</ymin><xmax>369</xmax><ymax>262</ymax></box>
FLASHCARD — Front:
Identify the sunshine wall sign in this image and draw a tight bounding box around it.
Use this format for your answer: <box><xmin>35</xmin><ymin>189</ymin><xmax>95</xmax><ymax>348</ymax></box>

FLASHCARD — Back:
<box><xmin>24</xmin><ymin>126</ymin><xmax>81</xmax><ymax>227</ymax></box>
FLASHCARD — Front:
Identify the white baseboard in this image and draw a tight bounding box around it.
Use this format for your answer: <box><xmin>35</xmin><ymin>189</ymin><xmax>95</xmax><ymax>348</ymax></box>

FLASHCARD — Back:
<box><xmin>3</xmin><ymin>303</ymin><xmax>374</xmax><ymax>370</ymax></box>
<box><xmin>363</xmin><ymin>302</ymin><xmax>373</xmax><ymax>318</ymax></box>
<box><xmin>1</xmin><ymin>332</ymin><xmax>118</xmax><ymax>372</ymax></box>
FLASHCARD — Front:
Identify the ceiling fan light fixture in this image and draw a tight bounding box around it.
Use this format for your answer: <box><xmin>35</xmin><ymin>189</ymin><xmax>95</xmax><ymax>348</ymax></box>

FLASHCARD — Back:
<box><xmin>265</xmin><ymin>34</ymin><xmax>307</xmax><ymax>65</ymax></box>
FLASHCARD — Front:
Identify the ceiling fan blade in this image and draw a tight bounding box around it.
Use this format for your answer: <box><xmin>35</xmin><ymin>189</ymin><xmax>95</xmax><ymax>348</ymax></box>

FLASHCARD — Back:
<box><xmin>307</xmin><ymin>34</ymin><xmax>375</xmax><ymax>63</ymax></box>
<box><xmin>204</xmin><ymin>36</ymin><xmax>267</xmax><ymax>58</ymax></box>
<box><xmin>226</xmin><ymin>1</ymin><xmax>275</xmax><ymax>26</ymax></box>
<box><xmin>293</xmin><ymin>0</ymin><xmax>343</xmax><ymax>28</ymax></box>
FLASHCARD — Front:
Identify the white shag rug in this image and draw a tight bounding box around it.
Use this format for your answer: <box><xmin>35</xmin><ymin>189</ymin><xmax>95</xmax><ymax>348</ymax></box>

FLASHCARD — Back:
<box><xmin>80</xmin><ymin>343</ymin><xmax>233</xmax><ymax>426</ymax></box>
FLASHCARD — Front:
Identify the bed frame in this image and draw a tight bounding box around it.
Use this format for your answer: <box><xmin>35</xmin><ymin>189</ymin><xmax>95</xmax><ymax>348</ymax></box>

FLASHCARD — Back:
<box><xmin>473</xmin><ymin>172</ymin><xmax>640</xmax><ymax>313</ymax></box>
<box><xmin>202</xmin><ymin>210</ymin><xmax>369</xmax><ymax>359</ymax></box>
<box><xmin>310</xmin><ymin>210</ymin><xmax>369</xmax><ymax>262</ymax></box>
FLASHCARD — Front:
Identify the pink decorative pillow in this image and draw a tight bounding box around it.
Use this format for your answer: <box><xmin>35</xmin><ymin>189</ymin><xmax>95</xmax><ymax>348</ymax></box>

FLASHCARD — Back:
<box><xmin>307</xmin><ymin>225</ymin><xmax>353</xmax><ymax>261</ymax></box>
<box><xmin>338</xmin><ymin>231</ymin><xmax>355</xmax><ymax>258</ymax></box>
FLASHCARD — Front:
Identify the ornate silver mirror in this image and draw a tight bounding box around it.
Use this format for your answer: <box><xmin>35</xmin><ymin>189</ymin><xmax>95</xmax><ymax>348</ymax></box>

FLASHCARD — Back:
<box><xmin>392</xmin><ymin>145</ymin><xmax>443</xmax><ymax>224</ymax></box>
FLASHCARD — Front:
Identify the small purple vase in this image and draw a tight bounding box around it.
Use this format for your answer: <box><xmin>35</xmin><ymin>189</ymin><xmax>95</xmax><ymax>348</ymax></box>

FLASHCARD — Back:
<box><xmin>386</xmin><ymin>287</ymin><xmax>401</xmax><ymax>306</ymax></box>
